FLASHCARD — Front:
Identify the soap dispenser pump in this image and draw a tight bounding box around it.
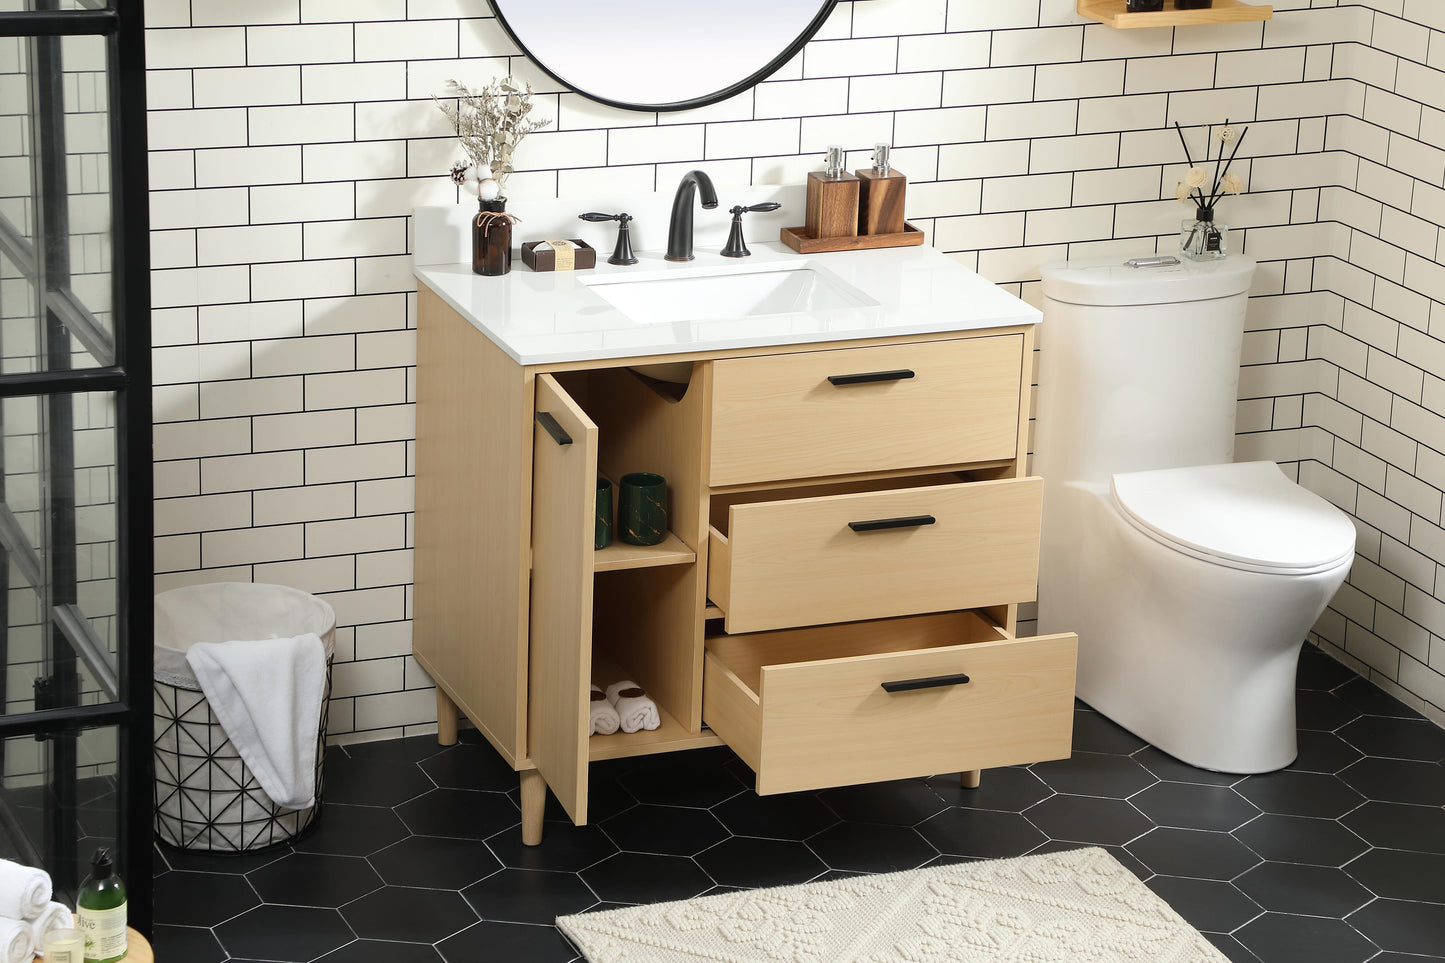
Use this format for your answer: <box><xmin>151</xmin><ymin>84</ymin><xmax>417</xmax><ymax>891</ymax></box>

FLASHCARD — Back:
<box><xmin>857</xmin><ymin>142</ymin><xmax>906</xmax><ymax>236</ymax></box>
<box><xmin>805</xmin><ymin>145</ymin><xmax>859</xmax><ymax>240</ymax></box>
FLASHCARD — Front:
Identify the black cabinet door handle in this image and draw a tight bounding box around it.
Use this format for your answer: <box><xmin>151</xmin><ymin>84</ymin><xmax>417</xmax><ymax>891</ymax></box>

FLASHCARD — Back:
<box><xmin>827</xmin><ymin>369</ymin><xmax>915</xmax><ymax>386</ymax></box>
<box><xmin>535</xmin><ymin>411</ymin><xmax>573</xmax><ymax>447</ymax></box>
<box><xmin>848</xmin><ymin>515</ymin><xmax>936</xmax><ymax>533</ymax></box>
<box><xmin>881</xmin><ymin>672</ymin><xmax>971</xmax><ymax>693</ymax></box>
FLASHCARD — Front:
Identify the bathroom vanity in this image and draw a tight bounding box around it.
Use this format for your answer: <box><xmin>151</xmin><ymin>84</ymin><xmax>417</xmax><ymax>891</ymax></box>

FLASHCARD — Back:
<box><xmin>411</xmin><ymin>242</ymin><xmax>1078</xmax><ymax>843</ymax></box>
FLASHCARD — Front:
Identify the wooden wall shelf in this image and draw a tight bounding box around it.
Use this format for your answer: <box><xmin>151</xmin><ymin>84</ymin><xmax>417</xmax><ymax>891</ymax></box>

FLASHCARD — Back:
<box><xmin>1077</xmin><ymin>0</ymin><xmax>1272</xmax><ymax>28</ymax></box>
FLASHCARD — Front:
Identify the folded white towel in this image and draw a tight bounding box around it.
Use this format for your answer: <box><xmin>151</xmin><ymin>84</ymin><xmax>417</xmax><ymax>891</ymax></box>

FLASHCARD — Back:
<box><xmin>589</xmin><ymin>685</ymin><xmax>621</xmax><ymax>736</ymax></box>
<box><xmin>28</xmin><ymin>901</ymin><xmax>72</xmax><ymax>945</ymax></box>
<box><xmin>186</xmin><ymin>632</ymin><xmax>327</xmax><ymax>810</ymax></box>
<box><xmin>605</xmin><ymin>680</ymin><xmax>660</xmax><ymax>734</ymax></box>
<box><xmin>0</xmin><ymin>861</ymin><xmax>49</xmax><ymax>922</ymax></box>
<box><xmin>0</xmin><ymin>916</ymin><xmax>32</xmax><ymax>963</ymax></box>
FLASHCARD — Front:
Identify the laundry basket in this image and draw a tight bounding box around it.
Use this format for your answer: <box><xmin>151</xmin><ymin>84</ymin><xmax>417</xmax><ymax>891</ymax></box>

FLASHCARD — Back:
<box><xmin>153</xmin><ymin>582</ymin><xmax>336</xmax><ymax>852</ymax></box>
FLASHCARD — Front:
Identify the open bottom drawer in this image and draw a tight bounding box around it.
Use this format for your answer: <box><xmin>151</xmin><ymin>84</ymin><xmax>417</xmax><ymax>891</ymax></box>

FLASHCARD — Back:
<box><xmin>703</xmin><ymin>611</ymin><xmax>1077</xmax><ymax>795</ymax></box>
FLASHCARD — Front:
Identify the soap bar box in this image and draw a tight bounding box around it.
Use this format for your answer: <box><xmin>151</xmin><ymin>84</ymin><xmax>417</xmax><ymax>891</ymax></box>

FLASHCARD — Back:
<box><xmin>521</xmin><ymin>239</ymin><xmax>597</xmax><ymax>272</ymax></box>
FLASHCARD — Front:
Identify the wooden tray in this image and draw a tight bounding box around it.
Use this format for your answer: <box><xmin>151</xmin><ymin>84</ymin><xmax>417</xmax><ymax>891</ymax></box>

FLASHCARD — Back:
<box><xmin>779</xmin><ymin>223</ymin><xmax>925</xmax><ymax>254</ymax></box>
<box><xmin>1076</xmin><ymin>0</ymin><xmax>1272</xmax><ymax>28</ymax></box>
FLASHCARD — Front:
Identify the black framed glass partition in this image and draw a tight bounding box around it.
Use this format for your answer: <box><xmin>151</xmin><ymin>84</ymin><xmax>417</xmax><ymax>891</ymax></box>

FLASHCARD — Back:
<box><xmin>0</xmin><ymin>0</ymin><xmax>151</xmax><ymax>933</ymax></box>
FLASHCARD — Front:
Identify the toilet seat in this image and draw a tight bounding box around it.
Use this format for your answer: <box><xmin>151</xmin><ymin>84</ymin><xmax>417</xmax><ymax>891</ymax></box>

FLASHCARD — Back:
<box><xmin>1110</xmin><ymin>462</ymin><xmax>1357</xmax><ymax>576</ymax></box>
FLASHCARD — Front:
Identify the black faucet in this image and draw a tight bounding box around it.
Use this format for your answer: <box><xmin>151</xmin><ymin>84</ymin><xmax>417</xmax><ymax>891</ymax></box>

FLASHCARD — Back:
<box><xmin>665</xmin><ymin>170</ymin><xmax>718</xmax><ymax>262</ymax></box>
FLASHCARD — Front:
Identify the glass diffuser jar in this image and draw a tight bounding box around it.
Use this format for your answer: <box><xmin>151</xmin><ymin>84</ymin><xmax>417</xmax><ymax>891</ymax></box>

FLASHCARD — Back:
<box><xmin>473</xmin><ymin>198</ymin><xmax>513</xmax><ymax>276</ymax></box>
<box><xmin>1181</xmin><ymin>205</ymin><xmax>1228</xmax><ymax>260</ymax></box>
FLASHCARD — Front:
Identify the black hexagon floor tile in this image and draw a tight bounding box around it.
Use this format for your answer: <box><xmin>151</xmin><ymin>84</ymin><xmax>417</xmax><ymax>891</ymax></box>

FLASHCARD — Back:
<box><xmin>1234</xmin><ymin>862</ymin><xmax>1374</xmax><ymax>917</ymax></box>
<box><xmin>292</xmin><ymin>803</ymin><xmax>411</xmax><ymax>857</ymax></box>
<box><xmin>1233</xmin><ymin>770</ymin><xmax>1365</xmax><ymax>819</ymax></box>
<box><xmin>1337</xmin><ymin>714</ymin><xmax>1445</xmax><ymax>763</ymax></box>
<box><xmin>619</xmin><ymin>747</ymin><xmax>748</xmax><ymax>808</ymax></box>
<box><xmin>1297</xmin><ymin>645</ymin><xmax>1359</xmax><ymax>691</ymax></box>
<box><xmin>1127</xmin><ymin>828</ymin><xmax>1260</xmax><ymax>880</ymax></box>
<box><xmin>1070</xmin><ymin>708</ymin><xmax>1148</xmax><ymax>754</ymax></box>
<box><xmin>438</xmin><ymin>920</ymin><xmax>578</xmax><ymax>963</ymax></box>
<box><xmin>580</xmin><ymin>851</ymin><xmax>714</xmax><ymax>904</ymax></box>
<box><xmin>419</xmin><ymin>742</ymin><xmax>523</xmax><ymax>791</ymax></box>
<box><xmin>1235</xmin><ymin>912</ymin><xmax>1379</xmax><ymax>963</ymax></box>
<box><xmin>316</xmin><ymin>940</ymin><xmax>444</xmax><ymax>962</ymax></box>
<box><xmin>1203</xmin><ymin>931</ymin><xmax>1261</xmax><ymax>962</ymax></box>
<box><xmin>342</xmin><ymin>733</ymin><xmax>448</xmax><ymax>764</ymax></box>
<box><xmin>695</xmin><ymin>835</ymin><xmax>828</xmax><ymax>888</ymax></box>
<box><xmin>1029</xmin><ymin>751</ymin><xmax>1158</xmax><ymax>798</ymax></box>
<box><xmin>463</xmin><ymin>868</ymin><xmax>599</xmax><ymax>924</ymax></box>
<box><xmin>1023</xmin><ymin>793</ymin><xmax>1153</xmax><ymax>846</ymax></box>
<box><xmin>1232</xmin><ymin>813</ymin><xmax>1369</xmax><ymax>867</ymax></box>
<box><xmin>818</xmin><ymin>779</ymin><xmax>948</xmax><ymax>826</ymax></box>
<box><xmin>924</xmin><ymin>765</ymin><xmax>1054</xmax><ymax>811</ymax></box>
<box><xmin>394</xmin><ymin>787</ymin><xmax>519</xmax><ymax>840</ymax></box>
<box><xmin>1338</xmin><ymin>756</ymin><xmax>1445</xmax><ymax>805</ymax></box>
<box><xmin>1130</xmin><ymin>781</ymin><xmax>1260</xmax><ymax>832</ymax></box>
<box><xmin>1295</xmin><ymin>689</ymin><xmax>1363</xmax><ymax>732</ymax></box>
<box><xmin>151</xmin><ymin>924</ymin><xmax>228</xmax><ymax>963</ymax></box>
<box><xmin>153</xmin><ymin>870</ymin><xmax>260</xmax><ymax>928</ymax></box>
<box><xmin>1347</xmin><ymin>899</ymin><xmax>1445</xmax><ymax>957</ymax></box>
<box><xmin>342</xmin><ymin>886</ymin><xmax>478</xmax><ymax>943</ymax></box>
<box><xmin>916</xmin><ymin>807</ymin><xmax>1047</xmax><ymax>860</ymax></box>
<box><xmin>247</xmin><ymin>852</ymin><xmax>382</xmax><ymax>907</ymax></box>
<box><xmin>1343</xmin><ymin>848</ymin><xmax>1445</xmax><ymax>904</ymax></box>
<box><xmin>710</xmin><ymin>789</ymin><xmax>838</xmax><ymax>840</ymax></box>
<box><xmin>1333</xmin><ymin>677</ymin><xmax>1425</xmax><ymax>719</ymax></box>
<box><xmin>157</xmin><ymin>842</ymin><xmax>291</xmax><ymax>875</ymax></box>
<box><xmin>322</xmin><ymin>753</ymin><xmax>435</xmax><ymax>807</ymax></box>
<box><xmin>1144</xmin><ymin>875</ymin><xmax>1263</xmax><ymax>934</ymax></box>
<box><xmin>369</xmin><ymin>834</ymin><xmax>503</xmax><ymax>889</ymax></box>
<box><xmin>602</xmin><ymin>803</ymin><xmax>729</xmax><ymax>855</ymax></box>
<box><xmin>487</xmin><ymin>820</ymin><xmax>620</xmax><ymax>872</ymax></box>
<box><xmin>214</xmin><ymin>904</ymin><xmax>355</xmax><ymax>962</ymax></box>
<box><xmin>1290</xmin><ymin>729</ymin><xmax>1364</xmax><ymax>774</ymax></box>
<box><xmin>808</xmin><ymin>821</ymin><xmax>938</xmax><ymax>873</ymax></box>
<box><xmin>1130</xmin><ymin>746</ymin><xmax>1241</xmax><ymax>786</ymax></box>
<box><xmin>1340</xmin><ymin>800</ymin><xmax>1445</xmax><ymax>854</ymax></box>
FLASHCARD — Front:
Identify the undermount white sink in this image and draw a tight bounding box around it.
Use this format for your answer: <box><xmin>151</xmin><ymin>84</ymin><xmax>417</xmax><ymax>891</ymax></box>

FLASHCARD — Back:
<box><xmin>580</xmin><ymin>263</ymin><xmax>877</xmax><ymax>325</ymax></box>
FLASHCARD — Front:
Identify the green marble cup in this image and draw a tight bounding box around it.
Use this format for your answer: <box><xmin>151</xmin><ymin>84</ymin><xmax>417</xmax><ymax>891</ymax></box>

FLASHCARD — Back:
<box><xmin>595</xmin><ymin>477</ymin><xmax>613</xmax><ymax>550</ymax></box>
<box><xmin>619</xmin><ymin>472</ymin><xmax>667</xmax><ymax>546</ymax></box>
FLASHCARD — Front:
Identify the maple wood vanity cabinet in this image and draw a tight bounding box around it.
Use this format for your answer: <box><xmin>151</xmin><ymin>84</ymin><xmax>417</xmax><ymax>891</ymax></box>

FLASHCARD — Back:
<box><xmin>411</xmin><ymin>248</ymin><xmax>1078</xmax><ymax>843</ymax></box>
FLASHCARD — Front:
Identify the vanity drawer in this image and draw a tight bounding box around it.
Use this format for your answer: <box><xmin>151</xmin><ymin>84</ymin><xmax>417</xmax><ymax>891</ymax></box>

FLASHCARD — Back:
<box><xmin>703</xmin><ymin>612</ymin><xmax>1077</xmax><ymax>795</ymax></box>
<box><xmin>709</xmin><ymin>335</ymin><xmax>1024</xmax><ymax>487</ymax></box>
<box><xmin>708</xmin><ymin>475</ymin><xmax>1043</xmax><ymax>634</ymax></box>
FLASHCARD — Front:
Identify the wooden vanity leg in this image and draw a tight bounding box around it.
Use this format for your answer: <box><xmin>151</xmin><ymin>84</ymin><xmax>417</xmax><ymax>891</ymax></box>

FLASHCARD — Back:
<box><xmin>520</xmin><ymin>769</ymin><xmax>547</xmax><ymax>846</ymax></box>
<box><xmin>435</xmin><ymin>688</ymin><xmax>459</xmax><ymax>746</ymax></box>
<box><xmin>960</xmin><ymin>769</ymin><xmax>982</xmax><ymax>790</ymax></box>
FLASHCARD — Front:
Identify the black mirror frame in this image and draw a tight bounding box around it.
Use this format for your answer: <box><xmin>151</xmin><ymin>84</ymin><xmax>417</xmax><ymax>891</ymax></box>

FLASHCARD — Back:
<box><xmin>485</xmin><ymin>0</ymin><xmax>840</xmax><ymax>113</ymax></box>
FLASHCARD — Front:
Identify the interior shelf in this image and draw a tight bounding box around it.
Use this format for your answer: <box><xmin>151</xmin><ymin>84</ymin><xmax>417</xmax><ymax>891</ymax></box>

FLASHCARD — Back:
<box><xmin>587</xmin><ymin>700</ymin><xmax>722</xmax><ymax>760</ymax></box>
<box><xmin>1077</xmin><ymin>0</ymin><xmax>1272</xmax><ymax>27</ymax></box>
<box><xmin>594</xmin><ymin>531</ymin><xmax>695</xmax><ymax>572</ymax></box>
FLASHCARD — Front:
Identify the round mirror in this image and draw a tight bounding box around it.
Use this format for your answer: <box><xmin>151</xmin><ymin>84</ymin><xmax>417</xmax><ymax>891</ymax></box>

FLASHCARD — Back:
<box><xmin>488</xmin><ymin>0</ymin><xmax>839</xmax><ymax>112</ymax></box>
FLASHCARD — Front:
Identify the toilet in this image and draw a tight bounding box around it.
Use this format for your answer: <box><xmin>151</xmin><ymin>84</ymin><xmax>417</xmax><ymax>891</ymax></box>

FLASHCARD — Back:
<box><xmin>1034</xmin><ymin>255</ymin><xmax>1356</xmax><ymax>774</ymax></box>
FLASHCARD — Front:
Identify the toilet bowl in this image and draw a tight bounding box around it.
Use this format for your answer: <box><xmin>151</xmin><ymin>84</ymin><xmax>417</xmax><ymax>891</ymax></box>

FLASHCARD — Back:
<box><xmin>1035</xmin><ymin>255</ymin><xmax>1357</xmax><ymax>773</ymax></box>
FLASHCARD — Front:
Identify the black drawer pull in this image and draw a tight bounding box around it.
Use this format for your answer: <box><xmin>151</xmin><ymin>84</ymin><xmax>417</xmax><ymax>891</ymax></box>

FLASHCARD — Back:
<box><xmin>881</xmin><ymin>672</ymin><xmax>971</xmax><ymax>693</ymax></box>
<box><xmin>848</xmin><ymin>515</ymin><xmax>936</xmax><ymax>533</ymax></box>
<box><xmin>535</xmin><ymin>411</ymin><xmax>573</xmax><ymax>447</ymax></box>
<box><xmin>827</xmin><ymin>369</ymin><xmax>915</xmax><ymax>386</ymax></box>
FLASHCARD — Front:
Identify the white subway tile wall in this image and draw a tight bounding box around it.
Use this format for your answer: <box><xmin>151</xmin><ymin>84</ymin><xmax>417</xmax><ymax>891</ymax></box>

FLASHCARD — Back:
<box><xmin>146</xmin><ymin>0</ymin><xmax>1445</xmax><ymax>738</ymax></box>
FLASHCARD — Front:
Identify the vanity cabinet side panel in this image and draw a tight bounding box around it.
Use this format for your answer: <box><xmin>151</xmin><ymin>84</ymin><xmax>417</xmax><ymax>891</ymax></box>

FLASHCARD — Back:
<box><xmin>414</xmin><ymin>283</ymin><xmax>532</xmax><ymax>764</ymax></box>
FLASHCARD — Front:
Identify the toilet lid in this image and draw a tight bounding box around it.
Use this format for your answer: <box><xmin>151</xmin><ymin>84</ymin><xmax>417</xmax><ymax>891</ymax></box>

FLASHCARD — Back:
<box><xmin>1111</xmin><ymin>462</ymin><xmax>1357</xmax><ymax>575</ymax></box>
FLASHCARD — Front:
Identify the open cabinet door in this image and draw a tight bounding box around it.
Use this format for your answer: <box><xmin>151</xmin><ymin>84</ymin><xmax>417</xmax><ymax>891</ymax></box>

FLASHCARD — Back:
<box><xmin>528</xmin><ymin>374</ymin><xmax>598</xmax><ymax>824</ymax></box>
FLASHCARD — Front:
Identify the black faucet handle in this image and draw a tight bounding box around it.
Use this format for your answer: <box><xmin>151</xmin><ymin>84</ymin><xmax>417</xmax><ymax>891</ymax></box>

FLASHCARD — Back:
<box><xmin>740</xmin><ymin>202</ymin><xmax>782</xmax><ymax>214</ymax></box>
<box><xmin>580</xmin><ymin>212</ymin><xmax>638</xmax><ymax>266</ymax></box>
<box><xmin>721</xmin><ymin>202</ymin><xmax>781</xmax><ymax>258</ymax></box>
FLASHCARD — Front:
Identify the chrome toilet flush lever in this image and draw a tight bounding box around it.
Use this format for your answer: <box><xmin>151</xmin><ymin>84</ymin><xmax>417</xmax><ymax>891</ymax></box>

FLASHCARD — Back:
<box><xmin>579</xmin><ymin>211</ymin><xmax>638</xmax><ymax>265</ymax></box>
<box><xmin>720</xmin><ymin>202</ymin><xmax>782</xmax><ymax>258</ymax></box>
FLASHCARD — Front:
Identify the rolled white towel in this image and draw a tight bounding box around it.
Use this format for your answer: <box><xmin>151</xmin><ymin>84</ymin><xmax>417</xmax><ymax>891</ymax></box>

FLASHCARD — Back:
<box><xmin>605</xmin><ymin>680</ymin><xmax>660</xmax><ymax>734</ymax></box>
<box><xmin>589</xmin><ymin>684</ymin><xmax>620</xmax><ymax>736</ymax></box>
<box><xmin>28</xmin><ymin>901</ymin><xmax>73</xmax><ymax>945</ymax></box>
<box><xmin>0</xmin><ymin>861</ymin><xmax>49</xmax><ymax>921</ymax></box>
<box><xmin>0</xmin><ymin>916</ymin><xmax>33</xmax><ymax>963</ymax></box>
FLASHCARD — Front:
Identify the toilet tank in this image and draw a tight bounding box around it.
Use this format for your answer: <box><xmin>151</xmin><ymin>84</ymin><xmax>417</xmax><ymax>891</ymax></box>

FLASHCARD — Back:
<box><xmin>1035</xmin><ymin>256</ymin><xmax>1256</xmax><ymax>487</ymax></box>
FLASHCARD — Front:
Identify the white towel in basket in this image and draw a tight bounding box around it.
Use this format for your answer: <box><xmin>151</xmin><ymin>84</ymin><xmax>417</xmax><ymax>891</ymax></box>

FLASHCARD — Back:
<box><xmin>186</xmin><ymin>632</ymin><xmax>327</xmax><ymax>810</ymax></box>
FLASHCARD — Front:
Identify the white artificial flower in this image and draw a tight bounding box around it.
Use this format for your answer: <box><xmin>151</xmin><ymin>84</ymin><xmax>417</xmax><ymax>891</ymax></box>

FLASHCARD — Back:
<box><xmin>1222</xmin><ymin>171</ymin><xmax>1245</xmax><ymax>195</ymax></box>
<box><xmin>1176</xmin><ymin>181</ymin><xmax>1193</xmax><ymax>204</ymax></box>
<box><xmin>1185</xmin><ymin>167</ymin><xmax>1209</xmax><ymax>189</ymax></box>
<box><xmin>477</xmin><ymin>177</ymin><xmax>501</xmax><ymax>201</ymax></box>
<box><xmin>1217</xmin><ymin>125</ymin><xmax>1237</xmax><ymax>144</ymax></box>
<box><xmin>474</xmin><ymin>163</ymin><xmax>494</xmax><ymax>181</ymax></box>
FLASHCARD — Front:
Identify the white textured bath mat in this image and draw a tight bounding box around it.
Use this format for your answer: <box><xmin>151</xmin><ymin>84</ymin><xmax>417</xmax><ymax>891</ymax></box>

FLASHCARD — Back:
<box><xmin>557</xmin><ymin>846</ymin><xmax>1227</xmax><ymax>962</ymax></box>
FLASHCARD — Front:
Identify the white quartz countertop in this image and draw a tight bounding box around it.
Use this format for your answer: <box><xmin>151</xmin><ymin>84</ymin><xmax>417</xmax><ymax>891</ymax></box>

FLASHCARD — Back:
<box><xmin>413</xmin><ymin>242</ymin><xmax>1040</xmax><ymax>366</ymax></box>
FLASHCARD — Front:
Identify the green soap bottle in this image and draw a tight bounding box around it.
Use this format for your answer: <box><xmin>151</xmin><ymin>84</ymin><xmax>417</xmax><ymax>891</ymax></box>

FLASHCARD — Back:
<box><xmin>76</xmin><ymin>847</ymin><xmax>127</xmax><ymax>963</ymax></box>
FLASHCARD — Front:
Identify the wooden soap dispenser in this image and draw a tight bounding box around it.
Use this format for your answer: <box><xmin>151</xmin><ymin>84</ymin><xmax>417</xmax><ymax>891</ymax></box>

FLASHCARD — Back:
<box><xmin>857</xmin><ymin>142</ymin><xmax>906</xmax><ymax>235</ymax></box>
<box><xmin>805</xmin><ymin>145</ymin><xmax>859</xmax><ymax>240</ymax></box>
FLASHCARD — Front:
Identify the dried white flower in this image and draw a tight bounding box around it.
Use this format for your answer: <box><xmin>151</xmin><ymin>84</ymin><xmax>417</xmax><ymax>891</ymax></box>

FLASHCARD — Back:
<box><xmin>435</xmin><ymin>77</ymin><xmax>550</xmax><ymax>191</ymax></box>
<box><xmin>1217</xmin><ymin>125</ymin><xmax>1237</xmax><ymax>144</ymax></box>
<box><xmin>477</xmin><ymin>177</ymin><xmax>501</xmax><ymax>201</ymax></box>
<box><xmin>1222</xmin><ymin>171</ymin><xmax>1245</xmax><ymax>195</ymax></box>
<box><xmin>1185</xmin><ymin>167</ymin><xmax>1209</xmax><ymax>189</ymax></box>
<box><xmin>449</xmin><ymin>159</ymin><xmax>471</xmax><ymax>186</ymax></box>
<box><xmin>1176</xmin><ymin>181</ymin><xmax>1193</xmax><ymax>204</ymax></box>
